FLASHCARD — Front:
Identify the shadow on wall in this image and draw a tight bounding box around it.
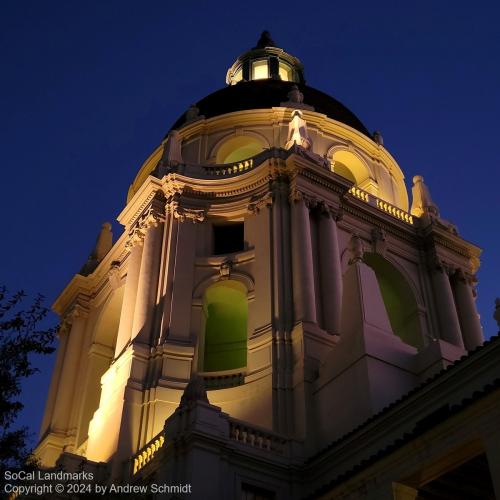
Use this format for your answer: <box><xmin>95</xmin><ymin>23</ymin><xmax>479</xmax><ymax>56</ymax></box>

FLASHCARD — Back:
<box><xmin>364</xmin><ymin>253</ymin><xmax>423</xmax><ymax>350</ymax></box>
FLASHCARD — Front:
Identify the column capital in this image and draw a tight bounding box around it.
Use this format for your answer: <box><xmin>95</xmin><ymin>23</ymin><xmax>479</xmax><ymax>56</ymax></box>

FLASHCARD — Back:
<box><xmin>172</xmin><ymin>206</ymin><xmax>206</xmax><ymax>223</ymax></box>
<box><xmin>454</xmin><ymin>267</ymin><xmax>475</xmax><ymax>286</ymax></box>
<box><xmin>61</xmin><ymin>302</ymin><xmax>89</xmax><ymax>332</ymax></box>
<box><xmin>248</xmin><ymin>192</ymin><xmax>272</xmax><ymax>215</ymax></box>
<box><xmin>125</xmin><ymin>227</ymin><xmax>145</xmax><ymax>249</ymax></box>
<box><xmin>428</xmin><ymin>254</ymin><xmax>455</xmax><ymax>275</ymax></box>
<box><xmin>139</xmin><ymin>209</ymin><xmax>165</xmax><ymax>230</ymax></box>
<box><xmin>289</xmin><ymin>188</ymin><xmax>317</xmax><ymax>208</ymax></box>
<box><xmin>270</xmin><ymin>176</ymin><xmax>289</xmax><ymax>198</ymax></box>
<box><xmin>317</xmin><ymin>201</ymin><xmax>343</xmax><ymax>221</ymax></box>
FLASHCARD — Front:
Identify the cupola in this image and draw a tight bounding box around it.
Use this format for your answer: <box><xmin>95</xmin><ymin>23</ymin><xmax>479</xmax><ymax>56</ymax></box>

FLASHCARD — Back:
<box><xmin>226</xmin><ymin>31</ymin><xmax>305</xmax><ymax>85</ymax></box>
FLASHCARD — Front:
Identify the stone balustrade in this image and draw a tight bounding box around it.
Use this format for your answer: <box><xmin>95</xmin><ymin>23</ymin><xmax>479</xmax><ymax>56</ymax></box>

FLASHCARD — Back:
<box><xmin>229</xmin><ymin>418</ymin><xmax>287</xmax><ymax>454</ymax></box>
<box><xmin>203</xmin><ymin>159</ymin><xmax>254</xmax><ymax>176</ymax></box>
<box><xmin>348</xmin><ymin>186</ymin><xmax>414</xmax><ymax>225</ymax></box>
<box><xmin>199</xmin><ymin>370</ymin><xmax>245</xmax><ymax>390</ymax></box>
<box><xmin>132</xmin><ymin>432</ymin><xmax>165</xmax><ymax>475</ymax></box>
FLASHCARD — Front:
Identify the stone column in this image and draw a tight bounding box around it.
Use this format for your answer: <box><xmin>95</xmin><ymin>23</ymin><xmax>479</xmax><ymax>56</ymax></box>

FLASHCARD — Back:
<box><xmin>452</xmin><ymin>269</ymin><xmax>483</xmax><ymax>350</ymax></box>
<box><xmin>114</xmin><ymin>229</ymin><xmax>144</xmax><ymax>357</ymax></box>
<box><xmin>318</xmin><ymin>206</ymin><xmax>342</xmax><ymax>334</ymax></box>
<box><xmin>51</xmin><ymin>304</ymin><xmax>88</xmax><ymax>435</ymax></box>
<box><xmin>290</xmin><ymin>190</ymin><xmax>316</xmax><ymax>324</ymax></box>
<box><xmin>131</xmin><ymin>207</ymin><xmax>165</xmax><ymax>346</ymax></box>
<box><xmin>167</xmin><ymin>206</ymin><xmax>203</xmax><ymax>341</ymax></box>
<box><xmin>271</xmin><ymin>179</ymin><xmax>293</xmax><ymax>435</ymax></box>
<box><xmin>430</xmin><ymin>261</ymin><xmax>464</xmax><ymax>348</ymax></box>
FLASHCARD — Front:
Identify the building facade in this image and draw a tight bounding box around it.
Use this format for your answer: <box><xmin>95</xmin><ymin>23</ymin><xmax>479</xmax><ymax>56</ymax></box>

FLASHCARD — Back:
<box><xmin>35</xmin><ymin>33</ymin><xmax>500</xmax><ymax>499</ymax></box>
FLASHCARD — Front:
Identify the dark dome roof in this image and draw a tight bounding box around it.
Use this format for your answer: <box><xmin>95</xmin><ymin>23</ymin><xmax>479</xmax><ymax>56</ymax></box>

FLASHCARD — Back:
<box><xmin>171</xmin><ymin>79</ymin><xmax>370</xmax><ymax>137</ymax></box>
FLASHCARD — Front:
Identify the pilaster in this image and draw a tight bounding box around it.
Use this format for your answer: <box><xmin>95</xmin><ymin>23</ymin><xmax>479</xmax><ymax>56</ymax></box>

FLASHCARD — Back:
<box><xmin>290</xmin><ymin>188</ymin><xmax>316</xmax><ymax>324</ymax></box>
<box><xmin>131</xmin><ymin>200</ymin><xmax>165</xmax><ymax>345</ymax></box>
<box><xmin>452</xmin><ymin>269</ymin><xmax>483</xmax><ymax>351</ymax></box>
<box><xmin>115</xmin><ymin>227</ymin><xmax>144</xmax><ymax>356</ymax></box>
<box><xmin>51</xmin><ymin>303</ymin><xmax>89</xmax><ymax>448</ymax></box>
<box><xmin>317</xmin><ymin>203</ymin><xmax>342</xmax><ymax>335</ymax></box>
<box><xmin>429</xmin><ymin>258</ymin><xmax>464</xmax><ymax>348</ymax></box>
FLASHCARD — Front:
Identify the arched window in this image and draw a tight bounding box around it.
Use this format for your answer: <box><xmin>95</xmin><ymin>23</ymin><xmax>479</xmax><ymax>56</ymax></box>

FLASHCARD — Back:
<box><xmin>216</xmin><ymin>136</ymin><xmax>265</xmax><ymax>164</ymax></box>
<box><xmin>364</xmin><ymin>253</ymin><xmax>423</xmax><ymax>349</ymax></box>
<box><xmin>331</xmin><ymin>150</ymin><xmax>370</xmax><ymax>184</ymax></box>
<box><xmin>202</xmin><ymin>280</ymin><xmax>248</xmax><ymax>372</ymax></box>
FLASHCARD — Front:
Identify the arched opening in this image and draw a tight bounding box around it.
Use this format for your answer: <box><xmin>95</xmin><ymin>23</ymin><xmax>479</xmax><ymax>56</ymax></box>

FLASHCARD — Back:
<box><xmin>77</xmin><ymin>287</ymin><xmax>124</xmax><ymax>448</ymax></box>
<box><xmin>216</xmin><ymin>136</ymin><xmax>265</xmax><ymax>164</ymax></box>
<box><xmin>364</xmin><ymin>253</ymin><xmax>423</xmax><ymax>349</ymax></box>
<box><xmin>202</xmin><ymin>280</ymin><xmax>248</xmax><ymax>372</ymax></box>
<box><xmin>331</xmin><ymin>150</ymin><xmax>371</xmax><ymax>188</ymax></box>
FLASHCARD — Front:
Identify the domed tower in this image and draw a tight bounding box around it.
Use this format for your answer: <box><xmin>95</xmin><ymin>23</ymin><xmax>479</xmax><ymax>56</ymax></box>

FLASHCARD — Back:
<box><xmin>35</xmin><ymin>33</ymin><xmax>488</xmax><ymax>497</ymax></box>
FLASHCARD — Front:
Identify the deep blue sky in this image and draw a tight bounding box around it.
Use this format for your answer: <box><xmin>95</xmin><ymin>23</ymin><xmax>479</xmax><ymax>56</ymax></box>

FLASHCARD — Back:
<box><xmin>2</xmin><ymin>1</ymin><xmax>499</xmax><ymax>447</ymax></box>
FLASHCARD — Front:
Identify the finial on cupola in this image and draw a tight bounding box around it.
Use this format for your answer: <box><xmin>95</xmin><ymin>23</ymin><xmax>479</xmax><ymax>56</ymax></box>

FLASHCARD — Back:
<box><xmin>254</xmin><ymin>30</ymin><xmax>276</xmax><ymax>49</ymax></box>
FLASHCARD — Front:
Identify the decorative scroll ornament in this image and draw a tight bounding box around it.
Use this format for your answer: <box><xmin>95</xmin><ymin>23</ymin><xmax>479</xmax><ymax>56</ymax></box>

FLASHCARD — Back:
<box><xmin>220</xmin><ymin>259</ymin><xmax>232</xmax><ymax>278</ymax></box>
<box><xmin>173</xmin><ymin>206</ymin><xmax>206</xmax><ymax>223</ymax></box>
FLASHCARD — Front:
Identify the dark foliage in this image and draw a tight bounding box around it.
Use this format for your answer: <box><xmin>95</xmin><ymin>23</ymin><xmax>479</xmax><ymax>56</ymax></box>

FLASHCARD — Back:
<box><xmin>0</xmin><ymin>287</ymin><xmax>57</xmax><ymax>478</ymax></box>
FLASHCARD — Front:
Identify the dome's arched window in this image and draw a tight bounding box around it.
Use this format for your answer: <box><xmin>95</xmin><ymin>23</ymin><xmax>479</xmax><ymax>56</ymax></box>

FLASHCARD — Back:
<box><xmin>216</xmin><ymin>136</ymin><xmax>265</xmax><ymax>164</ymax></box>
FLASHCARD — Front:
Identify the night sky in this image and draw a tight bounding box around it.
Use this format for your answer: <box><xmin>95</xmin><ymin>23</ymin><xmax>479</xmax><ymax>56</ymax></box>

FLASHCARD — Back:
<box><xmin>2</xmin><ymin>1</ymin><xmax>499</xmax><ymax>447</ymax></box>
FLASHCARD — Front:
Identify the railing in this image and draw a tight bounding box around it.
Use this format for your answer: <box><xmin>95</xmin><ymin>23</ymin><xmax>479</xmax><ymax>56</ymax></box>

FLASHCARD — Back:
<box><xmin>348</xmin><ymin>186</ymin><xmax>414</xmax><ymax>225</ymax></box>
<box><xmin>203</xmin><ymin>159</ymin><xmax>254</xmax><ymax>176</ymax></box>
<box><xmin>200</xmin><ymin>371</ymin><xmax>245</xmax><ymax>390</ymax></box>
<box><xmin>133</xmin><ymin>431</ymin><xmax>165</xmax><ymax>475</ymax></box>
<box><xmin>201</xmin><ymin>148</ymin><xmax>289</xmax><ymax>178</ymax></box>
<box><xmin>229</xmin><ymin>419</ymin><xmax>287</xmax><ymax>454</ymax></box>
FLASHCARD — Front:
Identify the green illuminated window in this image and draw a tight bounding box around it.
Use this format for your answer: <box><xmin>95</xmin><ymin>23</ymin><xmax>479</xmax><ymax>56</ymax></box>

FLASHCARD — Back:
<box><xmin>202</xmin><ymin>281</ymin><xmax>248</xmax><ymax>372</ymax></box>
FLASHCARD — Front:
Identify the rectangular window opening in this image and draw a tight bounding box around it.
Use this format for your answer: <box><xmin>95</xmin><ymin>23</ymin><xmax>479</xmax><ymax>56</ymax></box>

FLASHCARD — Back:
<box><xmin>252</xmin><ymin>60</ymin><xmax>268</xmax><ymax>80</ymax></box>
<box><xmin>213</xmin><ymin>222</ymin><xmax>245</xmax><ymax>255</ymax></box>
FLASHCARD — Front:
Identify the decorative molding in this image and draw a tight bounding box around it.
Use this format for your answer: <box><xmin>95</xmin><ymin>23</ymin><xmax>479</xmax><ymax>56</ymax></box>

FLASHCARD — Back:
<box><xmin>173</xmin><ymin>206</ymin><xmax>206</xmax><ymax>223</ymax></box>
